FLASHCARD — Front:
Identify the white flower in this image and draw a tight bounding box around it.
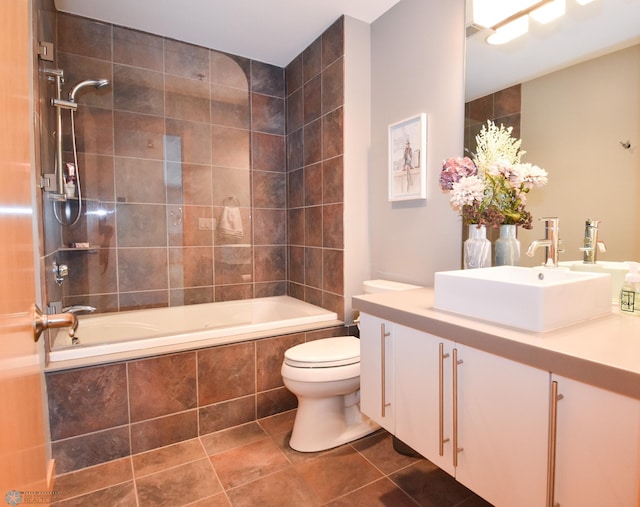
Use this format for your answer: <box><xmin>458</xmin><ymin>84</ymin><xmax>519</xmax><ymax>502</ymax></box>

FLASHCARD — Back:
<box><xmin>450</xmin><ymin>175</ymin><xmax>485</xmax><ymax>210</ymax></box>
<box><xmin>518</xmin><ymin>163</ymin><xmax>548</xmax><ymax>189</ymax></box>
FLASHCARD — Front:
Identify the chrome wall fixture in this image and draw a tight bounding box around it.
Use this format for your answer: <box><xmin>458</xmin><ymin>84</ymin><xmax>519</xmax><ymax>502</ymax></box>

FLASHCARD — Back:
<box><xmin>43</xmin><ymin>68</ymin><xmax>110</xmax><ymax>226</ymax></box>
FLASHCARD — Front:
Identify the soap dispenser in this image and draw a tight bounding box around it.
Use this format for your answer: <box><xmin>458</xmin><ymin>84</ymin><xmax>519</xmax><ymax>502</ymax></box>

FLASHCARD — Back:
<box><xmin>620</xmin><ymin>261</ymin><xmax>640</xmax><ymax>315</ymax></box>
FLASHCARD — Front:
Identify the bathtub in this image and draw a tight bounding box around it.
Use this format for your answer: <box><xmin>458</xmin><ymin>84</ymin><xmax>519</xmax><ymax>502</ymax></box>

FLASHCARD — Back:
<box><xmin>48</xmin><ymin>296</ymin><xmax>341</xmax><ymax>369</ymax></box>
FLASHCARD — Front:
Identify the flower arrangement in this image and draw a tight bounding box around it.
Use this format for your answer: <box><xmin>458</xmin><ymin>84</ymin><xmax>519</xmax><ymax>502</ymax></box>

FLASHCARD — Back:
<box><xmin>440</xmin><ymin>121</ymin><xmax>548</xmax><ymax>229</ymax></box>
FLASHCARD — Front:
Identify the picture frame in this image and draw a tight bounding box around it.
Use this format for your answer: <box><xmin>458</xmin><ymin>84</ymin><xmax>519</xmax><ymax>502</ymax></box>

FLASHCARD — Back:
<box><xmin>388</xmin><ymin>113</ymin><xmax>427</xmax><ymax>201</ymax></box>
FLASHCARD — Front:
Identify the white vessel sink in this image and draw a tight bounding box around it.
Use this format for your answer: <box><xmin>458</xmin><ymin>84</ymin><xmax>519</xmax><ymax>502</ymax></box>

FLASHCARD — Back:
<box><xmin>434</xmin><ymin>266</ymin><xmax>612</xmax><ymax>332</ymax></box>
<box><xmin>559</xmin><ymin>260</ymin><xmax>629</xmax><ymax>304</ymax></box>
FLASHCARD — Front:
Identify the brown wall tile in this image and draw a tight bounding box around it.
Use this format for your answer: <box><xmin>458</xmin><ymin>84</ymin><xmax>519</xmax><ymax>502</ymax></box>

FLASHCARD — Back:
<box><xmin>302</xmin><ymin>37</ymin><xmax>321</xmax><ymax>82</ymax></box>
<box><xmin>131</xmin><ymin>410</ymin><xmax>198</xmax><ymax>454</ymax></box>
<box><xmin>323</xmin><ymin>203</ymin><xmax>344</xmax><ymax>249</ymax></box>
<box><xmin>322</xmin><ymin>58</ymin><xmax>344</xmax><ymax>114</ymax></box>
<box><xmin>323</xmin><ymin>156</ymin><xmax>343</xmax><ymax>204</ymax></box>
<box><xmin>198</xmin><ymin>343</ymin><xmax>256</xmax><ymax>405</ymax></box>
<box><xmin>199</xmin><ymin>395</ymin><xmax>256</xmax><ymax>435</ymax></box>
<box><xmin>251</xmin><ymin>94</ymin><xmax>285</xmax><ymax>135</ymax></box>
<box><xmin>47</xmin><ymin>363</ymin><xmax>128</xmax><ymax>440</ymax></box>
<box><xmin>113</xmin><ymin>64</ymin><xmax>164</xmax><ymax>116</ymax></box>
<box><xmin>285</xmin><ymin>54</ymin><xmax>303</xmax><ymax>95</ymax></box>
<box><xmin>322</xmin><ymin>16</ymin><xmax>344</xmax><ymax>69</ymax></box>
<box><xmin>165</xmin><ymin>39</ymin><xmax>209</xmax><ymax>81</ymax></box>
<box><xmin>113</xmin><ymin>26</ymin><xmax>164</xmax><ymax>71</ymax></box>
<box><xmin>253</xmin><ymin>171</ymin><xmax>286</xmax><ymax>209</ymax></box>
<box><xmin>72</xmin><ymin>106</ymin><xmax>113</xmax><ymax>155</ymax></box>
<box><xmin>304</xmin><ymin>206</ymin><xmax>322</xmax><ymax>247</ymax></box>
<box><xmin>210</xmin><ymin>51</ymin><xmax>250</xmax><ymax>89</ymax></box>
<box><xmin>169</xmin><ymin>246</ymin><xmax>214</xmax><ymax>288</ymax></box>
<box><xmin>211</xmin><ymin>83</ymin><xmax>250</xmax><ymax>129</ymax></box>
<box><xmin>304</xmin><ymin>163</ymin><xmax>323</xmax><ymax>206</ymax></box>
<box><xmin>115</xmin><ymin>157</ymin><xmax>166</xmax><ymax>204</ymax></box>
<box><xmin>254</xmin><ymin>245</ymin><xmax>286</xmax><ymax>283</ymax></box>
<box><xmin>165</xmin><ymin>74</ymin><xmax>211</xmax><ymax>123</ymax></box>
<box><xmin>323</xmin><ymin>249</ymin><xmax>344</xmax><ymax>294</ymax></box>
<box><xmin>57</xmin><ymin>13</ymin><xmax>112</xmax><ymax>61</ymax></box>
<box><xmin>118</xmin><ymin>247</ymin><xmax>168</xmax><ymax>292</ymax></box>
<box><xmin>166</xmin><ymin>119</ymin><xmax>213</xmax><ymax>165</ymax></box>
<box><xmin>251</xmin><ymin>61</ymin><xmax>285</xmax><ymax>98</ymax></box>
<box><xmin>252</xmin><ymin>132</ymin><xmax>285</xmax><ymax>172</ymax></box>
<box><xmin>256</xmin><ymin>334</ymin><xmax>304</xmax><ymax>391</ymax></box>
<box><xmin>128</xmin><ymin>352</ymin><xmax>197</xmax><ymax>422</ymax></box>
<box><xmin>322</xmin><ymin>106</ymin><xmax>344</xmax><ymax>159</ymax></box>
<box><xmin>113</xmin><ymin>110</ymin><xmax>164</xmax><ymax>159</ymax></box>
<box><xmin>52</xmin><ymin>427</ymin><xmax>130</xmax><ymax>474</ymax></box>
<box><xmin>253</xmin><ymin>209</ymin><xmax>286</xmax><ymax>245</ymax></box>
<box><xmin>257</xmin><ymin>387</ymin><xmax>298</xmax><ymax>419</ymax></box>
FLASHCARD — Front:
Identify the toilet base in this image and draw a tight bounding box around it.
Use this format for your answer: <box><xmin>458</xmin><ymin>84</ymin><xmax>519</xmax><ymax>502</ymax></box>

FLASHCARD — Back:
<box><xmin>288</xmin><ymin>391</ymin><xmax>380</xmax><ymax>452</ymax></box>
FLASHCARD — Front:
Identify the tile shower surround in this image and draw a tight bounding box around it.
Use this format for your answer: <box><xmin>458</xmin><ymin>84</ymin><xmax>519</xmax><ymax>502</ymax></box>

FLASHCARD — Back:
<box><xmin>46</xmin><ymin>326</ymin><xmax>349</xmax><ymax>474</ymax></box>
<box><xmin>45</xmin><ymin>13</ymin><xmax>345</xmax><ymax>320</ymax></box>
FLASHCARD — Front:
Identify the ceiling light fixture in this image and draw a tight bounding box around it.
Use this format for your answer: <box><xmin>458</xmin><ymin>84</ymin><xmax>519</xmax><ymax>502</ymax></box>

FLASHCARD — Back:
<box><xmin>530</xmin><ymin>0</ymin><xmax>566</xmax><ymax>24</ymax></box>
<box><xmin>486</xmin><ymin>15</ymin><xmax>530</xmax><ymax>45</ymax></box>
<box><xmin>475</xmin><ymin>0</ymin><xmax>590</xmax><ymax>45</ymax></box>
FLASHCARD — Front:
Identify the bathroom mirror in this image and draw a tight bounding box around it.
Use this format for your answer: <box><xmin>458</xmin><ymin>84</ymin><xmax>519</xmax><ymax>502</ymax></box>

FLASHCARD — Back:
<box><xmin>464</xmin><ymin>0</ymin><xmax>640</xmax><ymax>266</ymax></box>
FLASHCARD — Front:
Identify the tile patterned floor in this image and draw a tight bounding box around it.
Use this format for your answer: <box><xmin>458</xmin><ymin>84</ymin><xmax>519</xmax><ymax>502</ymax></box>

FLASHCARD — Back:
<box><xmin>51</xmin><ymin>410</ymin><xmax>493</xmax><ymax>506</ymax></box>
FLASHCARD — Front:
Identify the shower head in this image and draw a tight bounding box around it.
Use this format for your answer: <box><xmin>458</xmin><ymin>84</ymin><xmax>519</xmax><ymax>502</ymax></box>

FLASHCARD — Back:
<box><xmin>69</xmin><ymin>79</ymin><xmax>110</xmax><ymax>102</ymax></box>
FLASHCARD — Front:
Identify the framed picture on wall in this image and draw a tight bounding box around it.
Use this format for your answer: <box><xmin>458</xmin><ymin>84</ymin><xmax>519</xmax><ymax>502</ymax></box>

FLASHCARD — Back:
<box><xmin>388</xmin><ymin>113</ymin><xmax>427</xmax><ymax>201</ymax></box>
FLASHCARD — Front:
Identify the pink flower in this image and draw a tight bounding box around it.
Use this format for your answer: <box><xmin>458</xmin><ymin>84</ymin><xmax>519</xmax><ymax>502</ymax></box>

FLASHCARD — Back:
<box><xmin>440</xmin><ymin>157</ymin><xmax>477</xmax><ymax>190</ymax></box>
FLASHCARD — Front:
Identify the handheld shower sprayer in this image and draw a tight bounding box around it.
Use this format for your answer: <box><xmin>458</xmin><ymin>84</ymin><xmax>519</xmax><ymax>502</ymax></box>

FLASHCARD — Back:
<box><xmin>45</xmin><ymin>68</ymin><xmax>110</xmax><ymax>226</ymax></box>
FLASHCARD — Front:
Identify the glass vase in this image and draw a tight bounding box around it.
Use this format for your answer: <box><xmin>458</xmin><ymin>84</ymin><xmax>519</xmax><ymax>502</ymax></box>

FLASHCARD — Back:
<box><xmin>464</xmin><ymin>224</ymin><xmax>491</xmax><ymax>269</ymax></box>
<box><xmin>495</xmin><ymin>224</ymin><xmax>521</xmax><ymax>266</ymax></box>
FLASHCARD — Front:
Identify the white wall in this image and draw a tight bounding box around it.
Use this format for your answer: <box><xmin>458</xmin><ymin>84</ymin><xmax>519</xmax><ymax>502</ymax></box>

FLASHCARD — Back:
<box><xmin>344</xmin><ymin>16</ymin><xmax>372</xmax><ymax>323</ymax></box>
<box><xmin>368</xmin><ymin>0</ymin><xmax>465</xmax><ymax>287</ymax></box>
<box><xmin>519</xmin><ymin>44</ymin><xmax>640</xmax><ymax>265</ymax></box>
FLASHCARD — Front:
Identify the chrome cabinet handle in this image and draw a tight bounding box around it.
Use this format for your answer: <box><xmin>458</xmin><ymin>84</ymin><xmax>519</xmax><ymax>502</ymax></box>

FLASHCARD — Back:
<box><xmin>452</xmin><ymin>348</ymin><xmax>464</xmax><ymax>467</ymax></box>
<box><xmin>439</xmin><ymin>343</ymin><xmax>450</xmax><ymax>456</ymax></box>
<box><xmin>32</xmin><ymin>304</ymin><xmax>77</xmax><ymax>342</ymax></box>
<box><xmin>547</xmin><ymin>380</ymin><xmax>564</xmax><ymax>507</ymax></box>
<box><xmin>380</xmin><ymin>323</ymin><xmax>391</xmax><ymax>417</ymax></box>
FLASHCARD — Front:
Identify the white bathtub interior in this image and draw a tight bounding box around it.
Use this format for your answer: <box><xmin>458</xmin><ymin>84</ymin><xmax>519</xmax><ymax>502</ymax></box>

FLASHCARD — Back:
<box><xmin>48</xmin><ymin>296</ymin><xmax>341</xmax><ymax>368</ymax></box>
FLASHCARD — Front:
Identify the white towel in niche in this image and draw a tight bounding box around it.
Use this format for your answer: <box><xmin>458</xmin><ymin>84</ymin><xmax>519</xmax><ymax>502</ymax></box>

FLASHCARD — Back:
<box><xmin>219</xmin><ymin>206</ymin><xmax>243</xmax><ymax>240</ymax></box>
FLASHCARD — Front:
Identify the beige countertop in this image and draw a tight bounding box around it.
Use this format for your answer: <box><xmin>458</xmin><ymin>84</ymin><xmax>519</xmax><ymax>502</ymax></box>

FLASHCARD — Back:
<box><xmin>353</xmin><ymin>288</ymin><xmax>640</xmax><ymax>400</ymax></box>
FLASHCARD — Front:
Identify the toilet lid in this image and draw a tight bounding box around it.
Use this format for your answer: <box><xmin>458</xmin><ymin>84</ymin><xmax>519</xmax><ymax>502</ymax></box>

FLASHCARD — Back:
<box><xmin>284</xmin><ymin>336</ymin><xmax>360</xmax><ymax>368</ymax></box>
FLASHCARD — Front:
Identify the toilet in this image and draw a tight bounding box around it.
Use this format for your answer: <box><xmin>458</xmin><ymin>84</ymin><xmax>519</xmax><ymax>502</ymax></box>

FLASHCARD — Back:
<box><xmin>281</xmin><ymin>279</ymin><xmax>422</xmax><ymax>452</ymax></box>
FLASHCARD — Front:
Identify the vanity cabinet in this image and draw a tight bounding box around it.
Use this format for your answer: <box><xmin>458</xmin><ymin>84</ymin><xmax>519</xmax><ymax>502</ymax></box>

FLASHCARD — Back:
<box><xmin>359</xmin><ymin>314</ymin><xmax>395</xmax><ymax>432</ymax></box>
<box><xmin>551</xmin><ymin>374</ymin><xmax>640</xmax><ymax>507</ymax></box>
<box><xmin>393</xmin><ymin>323</ymin><xmax>549</xmax><ymax>506</ymax></box>
<box><xmin>360</xmin><ymin>314</ymin><xmax>550</xmax><ymax>506</ymax></box>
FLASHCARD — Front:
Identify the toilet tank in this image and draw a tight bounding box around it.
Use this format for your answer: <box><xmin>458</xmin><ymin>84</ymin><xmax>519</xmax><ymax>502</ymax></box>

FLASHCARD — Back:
<box><xmin>362</xmin><ymin>279</ymin><xmax>422</xmax><ymax>294</ymax></box>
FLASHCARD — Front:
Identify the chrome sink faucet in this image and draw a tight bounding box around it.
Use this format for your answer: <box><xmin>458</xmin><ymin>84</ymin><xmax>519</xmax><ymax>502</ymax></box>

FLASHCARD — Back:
<box><xmin>526</xmin><ymin>217</ymin><xmax>563</xmax><ymax>268</ymax></box>
<box><xmin>579</xmin><ymin>219</ymin><xmax>606</xmax><ymax>264</ymax></box>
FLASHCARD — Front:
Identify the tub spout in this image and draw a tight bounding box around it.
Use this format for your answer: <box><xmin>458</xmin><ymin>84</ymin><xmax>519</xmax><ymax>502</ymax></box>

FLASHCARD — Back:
<box><xmin>61</xmin><ymin>305</ymin><xmax>94</xmax><ymax>337</ymax></box>
<box><xmin>62</xmin><ymin>305</ymin><xmax>96</xmax><ymax>315</ymax></box>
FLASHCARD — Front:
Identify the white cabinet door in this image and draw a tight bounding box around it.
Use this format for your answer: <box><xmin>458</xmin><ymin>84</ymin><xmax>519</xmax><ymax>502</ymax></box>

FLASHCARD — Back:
<box><xmin>359</xmin><ymin>314</ymin><xmax>394</xmax><ymax>431</ymax></box>
<box><xmin>455</xmin><ymin>344</ymin><xmax>549</xmax><ymax>507</ymax></box>
<box><xmin>553</xmin><ymin>374</ymin><xmax>640</xmax><ymax>507</ymax></box>
<box><xmin>394</xmin><ymin>324</ymin><xmax>455</xmax><ymax>475</ymax></box>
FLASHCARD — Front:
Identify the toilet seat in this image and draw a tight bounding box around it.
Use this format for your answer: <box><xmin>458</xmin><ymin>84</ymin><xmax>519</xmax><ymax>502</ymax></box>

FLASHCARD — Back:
<box><xmin>284</xmin><ymin>336</ymin><xmax>360</xmax><ymax>368</ymax></box>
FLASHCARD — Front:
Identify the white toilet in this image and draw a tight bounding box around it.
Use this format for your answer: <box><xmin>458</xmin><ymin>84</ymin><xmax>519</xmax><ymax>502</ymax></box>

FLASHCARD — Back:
<box><xmin>281</xmin><ymin>279</ymin><xmax>422</xmax><ymax>452</ymax></box>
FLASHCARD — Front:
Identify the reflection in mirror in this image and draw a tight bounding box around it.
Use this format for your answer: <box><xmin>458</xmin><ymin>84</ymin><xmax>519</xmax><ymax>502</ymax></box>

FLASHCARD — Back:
<box><xmin>464</xmin><ymin>0</ymin><xmax>640</xmax><ymax>266</ymax></box>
